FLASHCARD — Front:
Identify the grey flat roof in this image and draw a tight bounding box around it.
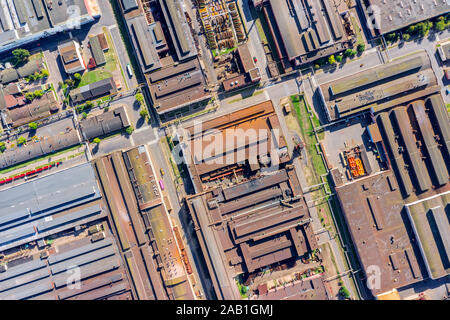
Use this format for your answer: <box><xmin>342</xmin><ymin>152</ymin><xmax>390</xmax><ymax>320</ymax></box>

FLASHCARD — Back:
<box><xmin>0</xmin><ymin>163</ymin><xmax>100</xmax><ymax>231</ymax></box>
<box><xmin>426</xmin><ymin>94</ymin><xmax>450</xmax><ymax>158</ymax></box>
<box><xmin>158</xmin><ymin>0</ymin><xmax>197</xmax><ymax>61</ymax></box>
<box><xmin>127</xmin><ymin>15</ymin><xmax>162</xmax><ymax>72</ymax></box>
<box><xmin>36</xmin><ymin>204</ymin><xmax>103</xmax><ymax>232</ymax></box>
<box><xmin>406</xmin><ymin>193</ymin><xmax>450</xmax><ymax>279</ymax></box>
<box><xmin>329</xmin><ymin>53</ymin><xmax>429</xmax><ymax>96</ymax></box>
<box><xmin>48</xmin><ymin>238</ymin><xmax>112</xmax><ymax>265</ymax></box>
<box><xmin>410</xmin><ymin>101</ymin><xmax>448</xmax><ymax>186</ymax></box>
<box><xmin>0</xmin><ymin>267</ymin><xmax>49</xmax><ymax>293</ymax></box>
<box><xmin>0</xmin><ymin>277</ymin><xmax>53</xmax><ymax>300</ymax></box>
<box><xmin>50</xmin><ymin>245</ymin><xmax>115</xmax><ymax>275</ymax></box>
<box><xmin>269</xmin><ymin>0</ymin><xmax>305</xmax><ymax>60</ymax></box>
<box><xmin>377</xmin><ymin>112</ymin><xmax>413</xmax><ymax>197</ymax></box>
<box><xmin>391</xmin><ymin>107</ymin><xmax>432</xmax><ymax>192</ymax></box>
<box><xmin>0</xmin><ymin>235</ymin><xmax>123</xmax><ymax>299</ymax></box>
<box><xmin>121</xmin><ymin>0</ymin><xmax>138</xmax><ymax>12</ymax></box>
<box><xmin>0</xmin><ymin>0</ymin><xmax>93</xmax><ymax>53</ymax></box>
<box><xmin>0</xmin><ymin>130</ymin><xmax>80</xmax><ymax>170</ymax></box>
<box><xmin>430</xmin><ymin>206</ymin><xmax>450</xmax><ymax>264</ymax></box>
<box><xmin>52</xmin><ymin>256</ymin><xmax>120</xmax><ymax>288</ymax></box>
<box><xmin>0</xmin><ymin>259</ymin><xmax>46</xmax><ymax>282</ymax></box>
<box><xmin>363</xmin><ymin>0</ymin><xmax>450</xmax><ymax>35</ymax></box>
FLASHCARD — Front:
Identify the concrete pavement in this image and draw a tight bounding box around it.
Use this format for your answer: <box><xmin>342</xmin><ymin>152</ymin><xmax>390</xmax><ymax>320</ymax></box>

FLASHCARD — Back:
<box><xmin>238</xmin><ymin>0</ymin><xmax>269</xmax><ymax>80</ymax></box>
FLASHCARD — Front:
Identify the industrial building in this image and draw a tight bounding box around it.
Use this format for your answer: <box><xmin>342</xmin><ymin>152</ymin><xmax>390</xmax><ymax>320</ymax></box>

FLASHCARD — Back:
<box><xmin>222</xmin><ymin>43</ymin><xmax>261</xmax><ymax>92</ymax></box>
<box><xmin>79</xmin><ymin>106</ymin><xmax>130</xmax><ymax>140</ymax></box>
<box><xmin>185</xmin><ymin>166</ymin><xmax>319</xmax><ymax>300</ymax></box>
<box><xmin>405</xmin><ymin>192</ymin><xmax>450</xmax><ymax>280</ymax></box>
<box><xmin>3</xmin><ymin>90</ymin><xmax>59</xmax><ymax>127</ymax></box>
<box><xmin>119</xmin><ymin>0</ymin><xmax>170</xmax><ymax>74</ymax></box>
<box><xmin>361</xmin><ymin>0</ymin><xmax>450</xmax><ymax>36</ymax></box>
<box><xmin>158</xmin><ymin>0</ymin><xmax>197</xmax><ymax>61</ymax></box>
<box><xmin>334</xmin><ymin>171</ymin><xmax>424</xmax><ymax>298</ymax></box>
<box><xmin>0</xmin><ymin>129</ymin><xmax>80</xmax><ymax>170</ymax></box>
<box><xmin>0</xmin><ymin>163</ymin><xmax>134</xmax><ymax>300</ymax></box>
<box><xmin>93</xmin><ymin>146</ymin><xmax>195</xmax><ymax>300</ymax></box>
<box><xmin>0</xmin><ymin>0</ymin><xmax>100</xmax><ymax>53</ymax></box>
<box><xmin>0</xmin><ymin>163</ymin><xmax>102</xmax><ymax>250</ymax></box>
<box><xmin>252</xmin><ymin>277</ymin><xmax>329</xmax><ymax>300</ymax></box>
<box><xmin>319</xmin><ymin>52</ymin><xmax>440</xmax><ymax>121</ymax></box>
<box><xmin>375</xmin><ymin>97</ymin><xmax>449</xmax><ymax>198</ymax></box>
<box><xmin>58</xmin><ymin>40</ymin><xmax>86</xmax><ymax>74</ymax></box>
<box><xmin>438</xmin><ymin>41</ymin><xmax>450</xmax><ymax>62</ymax></box>
<box><xmin>253</xmin><ymin>0</ymin><xmax>355</xmax><ymax>66</ymax></box>
<box><xmin>181</xmin><ymin>100</ymin><xmax>289</xmax><ymax>192</ymax></box>
<box><xmin>69</xmin><ymin>77</ymin><xmax>117</xmax><ymax>104</ymax></box>
<box><xmin>182</xmin><ymin>101</ymin><xmax>321</xmax><ymax>300</ymax></box>
<box><xmin>126</xmin><ymin>15</ymin><xmax>163</xmax><ymax>73</ymax></box>
<box><xmin>119</xmin><ymin>0</ymin><xmax>209</xmax><ymax>120</ymax></box>
<box><xmin>147</xmin><ymin>58</ymin><xmax>211</xmax><ymax>118</ymax></box>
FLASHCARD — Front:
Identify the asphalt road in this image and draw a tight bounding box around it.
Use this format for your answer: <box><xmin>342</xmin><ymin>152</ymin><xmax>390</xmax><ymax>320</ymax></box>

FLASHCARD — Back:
<box><xmin>109</xmin><ymin>25</ymin><xmax>138</xmax><ymax>91</ymax></box>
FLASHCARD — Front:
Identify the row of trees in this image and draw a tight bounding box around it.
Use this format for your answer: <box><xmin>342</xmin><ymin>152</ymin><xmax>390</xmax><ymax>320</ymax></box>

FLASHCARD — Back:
<box><xmin>315</xmin><ymin>43</ymin><xmax>365</xmax><ymax>69</ymax></box>
<box><xmin>25</xmin><ymin>90</ymin><xmax>44</xmax><ymax>101</ymax></box>
<box><xmin>25</xmin><ymin>69</ymin><xmax>49</xmax><ymax>83</ymax></box>
<box><xmin>386</xmin><ymin>14</ymin><xmax>450</xmax><ymax>42</ymax></box>
<box><xmin>76</xmin><ymin>100</ymin><xmax>94</xmax><ymax>114</ymax></box>
<box><xmin>136</xmin><ymin>92</ymin><xmax>150</xmax><ymax>121</ymax></box>
<box><xmin>91</xmin><ymin>124</ymin><xmax>135</xmax><ymax>146</ymax></box>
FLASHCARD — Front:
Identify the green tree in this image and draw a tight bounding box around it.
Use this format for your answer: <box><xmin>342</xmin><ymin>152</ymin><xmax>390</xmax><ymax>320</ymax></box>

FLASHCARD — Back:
<box><xmin>328</xmin><ymin>55</ymin><xmax>336</xmax><ymax>65</ymax></box>
<box><xmin>73</xmin><ymin>73</ymin><xmax>82</xmax><ymax>81</ymax></box>
<box><xmin>344</xmin><ymin>49</ymin><xmax>356</xmax><ymax>58</ymax></box>
<box><xmin>33</xmin><ymin>90</ymin><xmax>43</xmax><ymax>98</ymax></box>
<box><xmin>0</xmin><ymin>142</ymin><xmax>6</xmax><ymax>153</ymax></box>
<box><xmin>85</xmin><ymin>101</ymin><xmax>94</xmax><ymax>109</ymax></box>
<box><xmin>435</xmin><ymin>19</ymin><xmax>447</xmax><ymax>32</ymax></box>
<box><xmin>407</xmin><ymin>25</ymin><xmax>416</xmax><ymax>34</ymax></box>
<box><xmin>76</xmin><ymin>104</ymin><xmax>85</xmax><ymax>113</ymax></box>
<box><xmin>386</xmin><ymin>32</ymin><xmax>398</xmax><ymax>42</ymax></box>
<box><xmin>93</xmin><ymin>137</ymin><xmax>101</xmax><ymax>144</ymax></box>
<box><xmin>28</xmin><ymin>122</ymin><xmax>38</xmax><ymax>130</ymax></box>
<box><xmin>25</xmin><ymin>92</ymin><xmax>35</xmax><ymax>101</ymax></box>
<box><xmin>135</xmin><ymin>93</ymin><xmax>144</xmax><ymax>105</ymax></box>
<box><xmin>125</xmin><ymin>125</ymin><xmax>134</xmax><ymax>135</ymax></box>
<box><xmin>41</xmin><ymin>69</ymin><xmax>49</xmax><ymax>78</ymax></box>
<box><xmin>17</xmin><ymin>136</ymin><xmax>27</xmax><ymax>145</ymax></box>
<box><xmin>336</xmin><ymin>55</ymin><xmax>343</xmax><ymax>63</ymax></box>
<box><xmin>357</xmin><ymin>43</ymin><xmax>365</xmax><ymax>53</ymax></box>
<box><xmin>314</xmin><ymin>64</ymin><xmax>320</xmax><ymax>70</ymax></box>
<box><xmin>139</xmin><ymin>108</ymin><xmax>149</xmax><ymax>119</ymax></box>
<box><xmin>402</xmin><ymin>33</ymin><xmax>411</xmax><ymax>41</ymax></box>
<box><xmin>416</xmin><ymin>21</ymin><xmax>432</xmax><ymax>37</ymax></box>
<box><xmin>12</xmin><ymin>48</ymin><xmax>30</xmax><ymax>65</ymax></box>
<box><xmin>339</xmin><ymin>286</ymin><xmax>351</xmax><ymax>299</ymax></box>
<box><xmin>82</xmin><ymin>112</ymin><xmax>87</xmax><ymax>119</ymax></box>
<box><xmin>65</xmin><ymin>79</ymin><xmax>75</xmax><ymax>88</ymax></box>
